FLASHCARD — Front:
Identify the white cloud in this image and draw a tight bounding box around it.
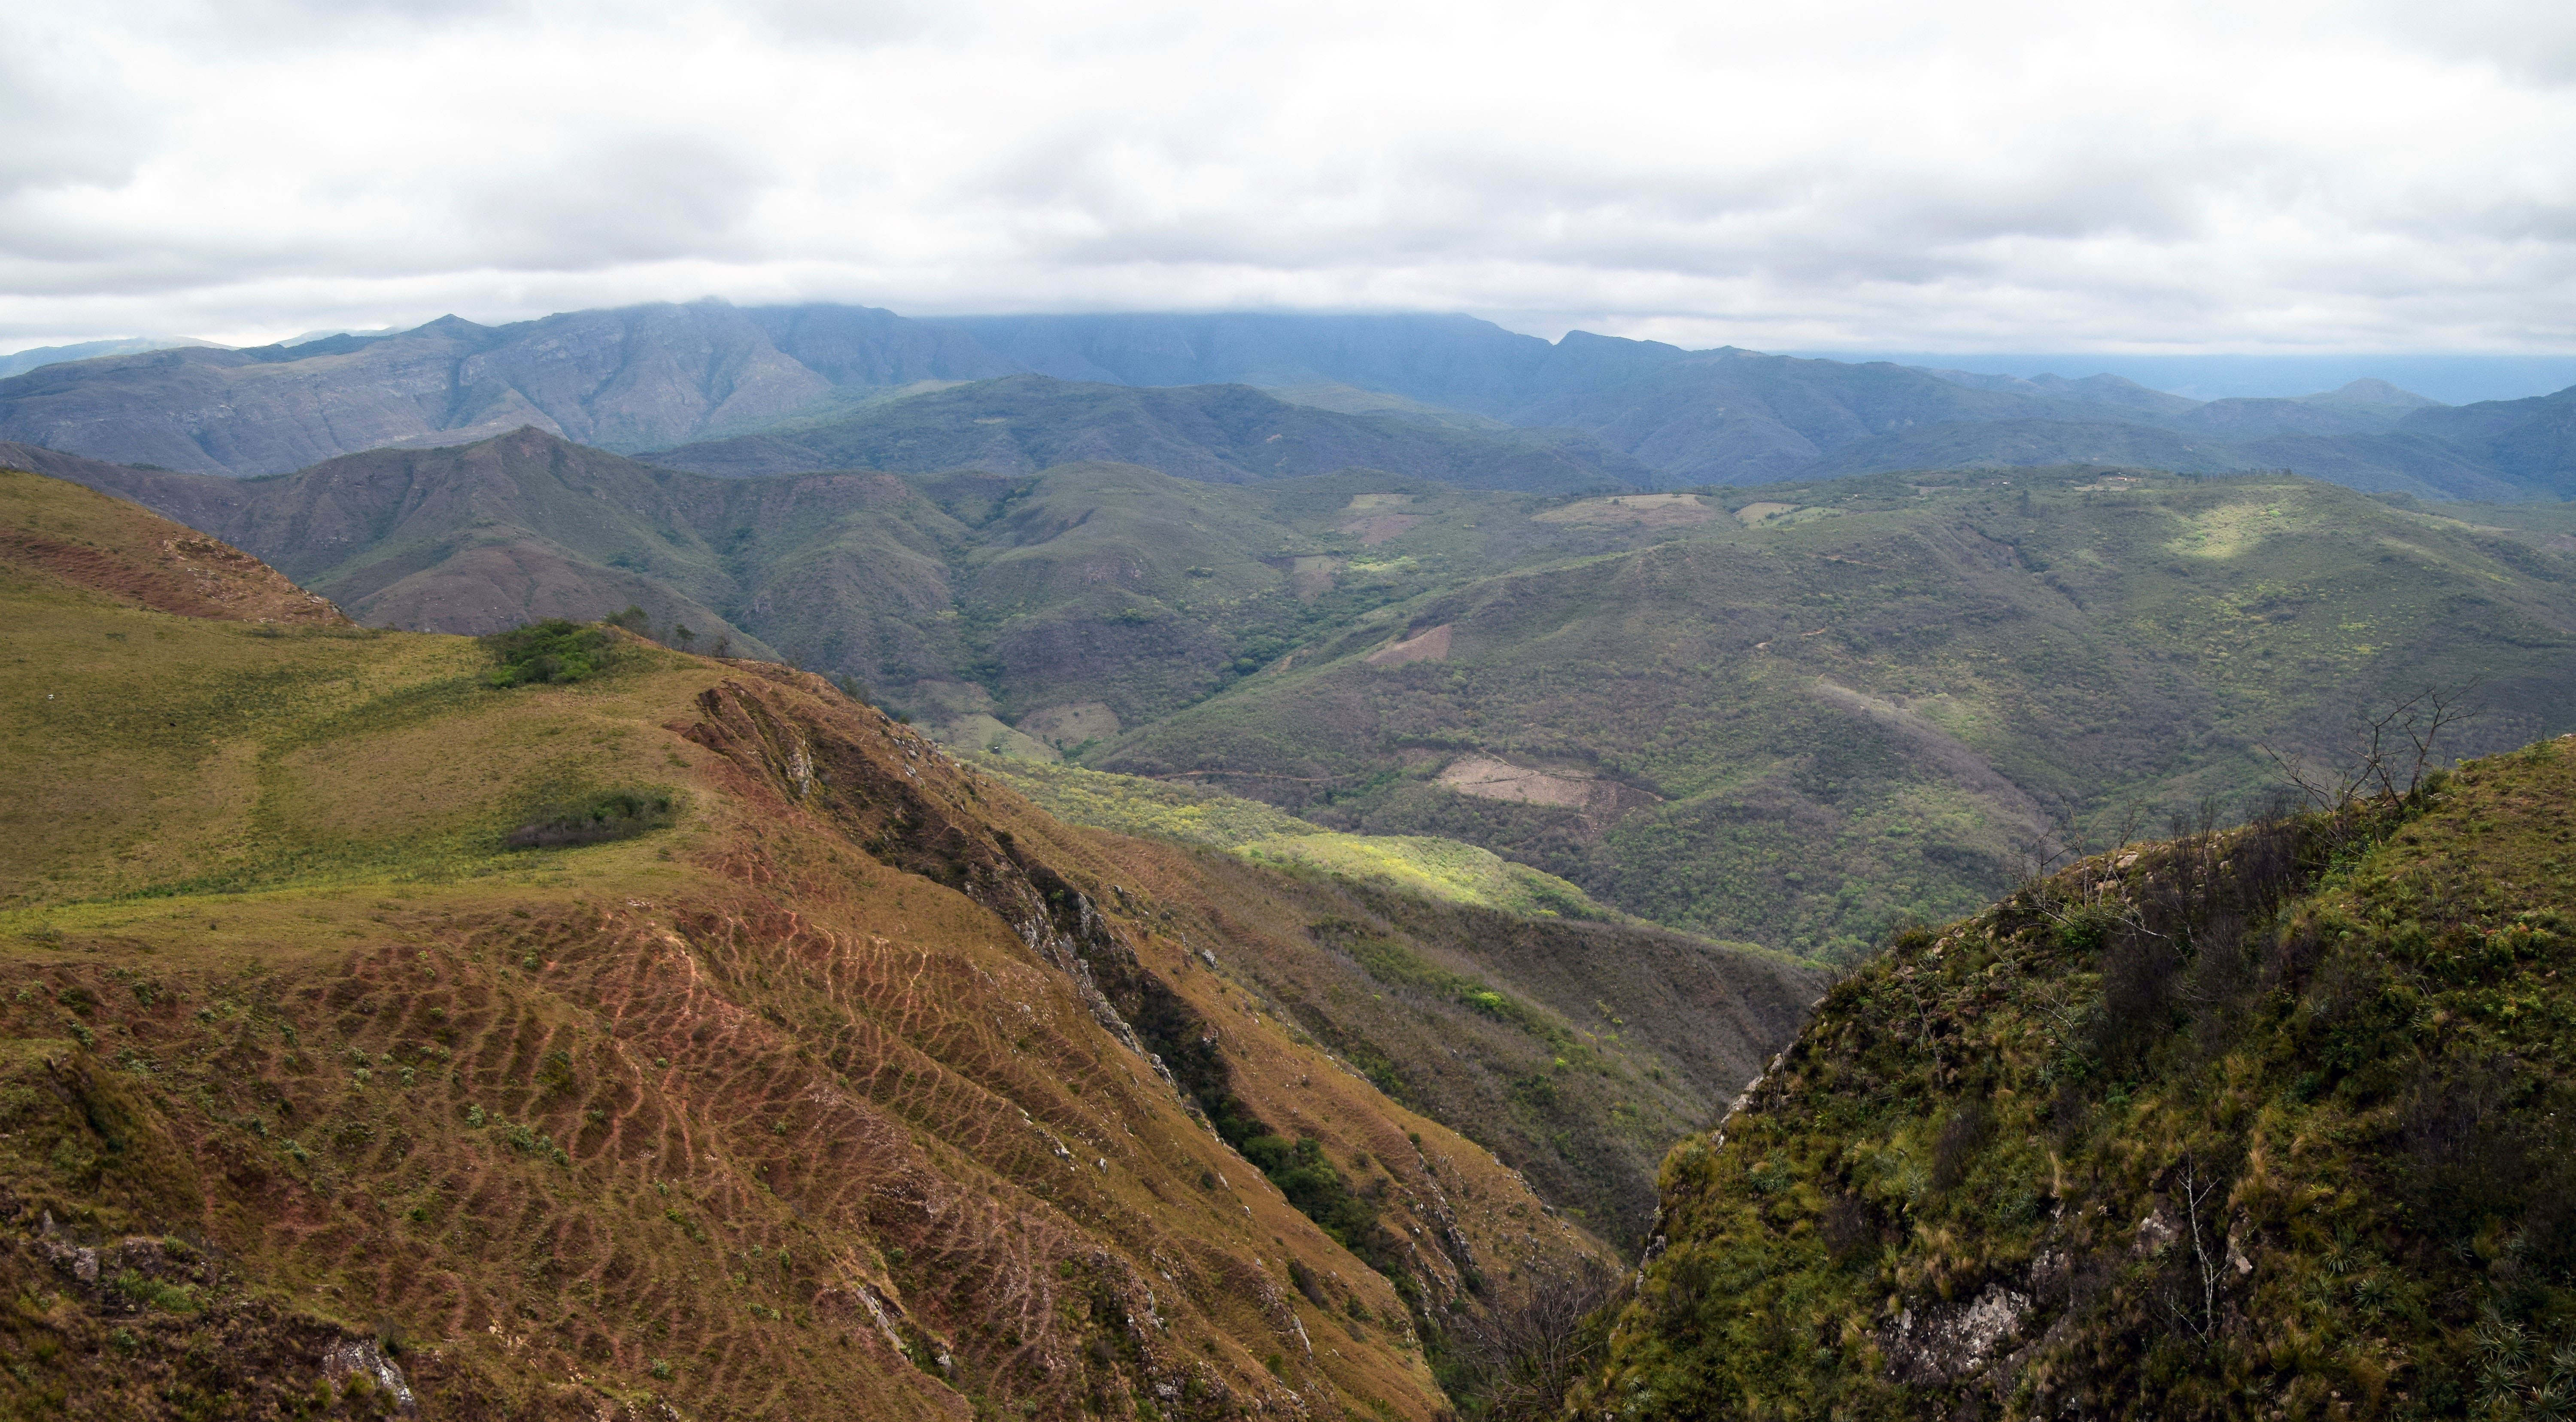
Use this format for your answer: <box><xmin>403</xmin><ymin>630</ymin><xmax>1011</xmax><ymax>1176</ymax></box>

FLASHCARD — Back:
<box><xmin>0</xmin><ymin>0</ymin><xmax>2569</xmax><ymax>352</ymax></box>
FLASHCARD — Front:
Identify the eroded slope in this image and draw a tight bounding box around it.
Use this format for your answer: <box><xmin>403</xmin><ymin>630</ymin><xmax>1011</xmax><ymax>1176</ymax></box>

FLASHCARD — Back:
<box><xmin>0</xmin><ymin>473</ymin><xmax>1633</xmax><ymax>1419</ymax></box>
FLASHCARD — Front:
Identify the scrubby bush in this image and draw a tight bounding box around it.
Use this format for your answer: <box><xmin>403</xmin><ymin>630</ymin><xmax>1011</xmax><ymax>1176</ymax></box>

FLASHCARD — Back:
<box><xmin>1239</xmin><ymin>1133</ymin><xmax>1379</xmax><ymax>1251</ymax></box>
<box><xmin>481</xmin><ymin>619</ymin><xmax>616</xmax><ymax>687</ymax></box>
<box><xmin>505</xmin><ymin>787</ymin><xmax>679</xmax><ymax>849</ymax></box>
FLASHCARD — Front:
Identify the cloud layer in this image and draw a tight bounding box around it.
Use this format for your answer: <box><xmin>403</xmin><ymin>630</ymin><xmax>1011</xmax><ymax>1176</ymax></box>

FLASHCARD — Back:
<box><xmin>3</xmin><ymin>0</ymin><xmax>2571</xmax><ymax>352</ymax></box>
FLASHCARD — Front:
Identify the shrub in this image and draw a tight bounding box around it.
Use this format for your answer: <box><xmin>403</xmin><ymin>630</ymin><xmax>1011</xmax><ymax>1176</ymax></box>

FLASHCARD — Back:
<box><xmin>1241</xmin><ymin>1134</ymin><xmax>1379</xmax><ymax>1251</ymax></box>
<box><xmin>481</xmin><ymin>619</ymin><xmax>616</xmax><ymax>688</ymax></box>
<box><xmin>506</xmin><ymin>787</ymin><xmax>679</xmax><ymax>849</ymax></box>
<box><xmin>1929</xmin><ymin>1098</ymin><xmax>1991</xmax><ymax>1191</ymax></box>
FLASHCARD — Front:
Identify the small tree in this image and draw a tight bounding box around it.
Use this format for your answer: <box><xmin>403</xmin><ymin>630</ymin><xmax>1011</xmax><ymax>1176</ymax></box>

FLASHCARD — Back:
<box><xmin>2264</xmin><ymin>681</ymin><xmax>2479</xmax><ymax>854</ymax></box>
<box><xmin>481</xmin><ymin>619</ymin><xmax>616</xmax><ymax>687</ymax></box>
<box><xmin>1453</xmin><ymin>1258</ymin><xmax>1620</xmax><ymax>1420</ymax></box>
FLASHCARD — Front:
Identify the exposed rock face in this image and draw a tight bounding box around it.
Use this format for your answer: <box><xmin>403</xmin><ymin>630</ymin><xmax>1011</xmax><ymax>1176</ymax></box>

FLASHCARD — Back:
<box><xmin>1881</xmin><ymin>1283</ymin><xmax>2033</xmax><ymax>1386</ymax></box>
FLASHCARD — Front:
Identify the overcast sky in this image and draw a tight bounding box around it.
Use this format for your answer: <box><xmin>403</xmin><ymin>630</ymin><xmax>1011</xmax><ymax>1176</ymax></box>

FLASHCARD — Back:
<box><xmin>3</xmin><ymin>0</ymin><xmax>2572</xmax><ymax>355</ymax></box>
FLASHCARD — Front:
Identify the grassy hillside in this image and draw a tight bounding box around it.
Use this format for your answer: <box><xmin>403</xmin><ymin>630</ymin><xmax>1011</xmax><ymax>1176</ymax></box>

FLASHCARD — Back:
<box><xmin>0</xmin><ymin>469</ymin><xmax>1827</xmax><ymax>1418</ymax></box>
<box><xmin>0</xmin><ymin>468</ymin><xmax>349</xmax><ymax>628</ymax></box>
<box><xmin>1100</xmin><ymin>469</ymin><xmax>2576</xmax><ymax>957</ymax></box>
<box><xmin>38</xmin><ymin>439</ymin><xmax>2576</xmax><ymax>962</ymax></box>
<box><xmin>26</xmin><ymin>437</ymin><xmax>1697</xmax><ymax>732</ymax></box>
<box><xmin>979</xmin><ymin>759</ymin><xmax>1620</xmax><ymax>921</ymax></box>
<box><xmin>1573</xmin><ymin>735</ymin><xmax>2576</xmax><ymax>1419</ymax></box>
<box><xmin>0</xmin><ymin>478</ymin><xmax>1504</xmax><ymax>1418</ymax></box>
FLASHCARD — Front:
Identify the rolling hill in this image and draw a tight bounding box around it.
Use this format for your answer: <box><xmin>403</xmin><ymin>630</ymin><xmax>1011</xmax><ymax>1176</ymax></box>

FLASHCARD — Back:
<box><xmin>1574</xmin><ymin>734</ymin><xmax>2576</xmax><ymax>1416</ymax></box>
<box><xmin>0</xmin><ymin>468</ymin><xmax>1821</xmax><ymax>1417</ymax></box>
<box><xmin>27</xmin><ymin>431</ymin><xmax>2576</xmax><ymax>963</ymax></box>
<box><xmin>10</xmin><ymin>431</ymin><xmax>1701</xmax><ymax>728</ymax></box>
<box><xmin>1088</xmin><ymin>470</ymin><xmax>2576</xmax><ymax>955</ymax></box>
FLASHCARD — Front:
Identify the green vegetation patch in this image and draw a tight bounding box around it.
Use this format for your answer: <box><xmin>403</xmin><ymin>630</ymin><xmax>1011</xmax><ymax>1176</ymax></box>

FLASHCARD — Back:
<box><xmin>481</xmin><ymin>619</ymin><xmax>618</xmax><ymax>687</ymax></box>
<box><xmin>981</xmin><ymin>757</ymin><xmax>1615</xmax><ymax>919</ymax></box>
<box><xmin>504</xmin><ymin>787</ymin><xmax>680</xmax><ymax>850</ymax></box>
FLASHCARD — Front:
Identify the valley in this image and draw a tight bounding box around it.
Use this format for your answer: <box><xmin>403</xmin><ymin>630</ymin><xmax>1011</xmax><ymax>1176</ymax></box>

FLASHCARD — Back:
<box><xmin>29</xmin><ymin>431</ymin><xmax>2576</xmax><ymax>961</ymax></box>
<box><xmin>3</xmin><ymin>303</ymin><xmax>2573</xmax><ymax>1420</ymax></box>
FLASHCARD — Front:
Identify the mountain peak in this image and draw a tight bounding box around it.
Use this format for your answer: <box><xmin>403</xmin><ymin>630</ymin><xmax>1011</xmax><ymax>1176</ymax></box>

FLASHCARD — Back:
<box><xmin>2302</xmin><ymin>375</ymin><xmax>2443</xmax><ymax>410</ymax></box>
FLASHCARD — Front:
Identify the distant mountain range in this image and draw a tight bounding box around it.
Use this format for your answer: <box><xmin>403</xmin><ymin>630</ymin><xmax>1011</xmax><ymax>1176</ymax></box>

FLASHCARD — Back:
<box><xmin>0</xmin><ymin>335</ymin><xmax>224</xmax><ymax>381</ymax></box>
<box><xmin>2</xmin><ymin>303</ymin><xmax>2572</xmax><ymax>500</ymax></box>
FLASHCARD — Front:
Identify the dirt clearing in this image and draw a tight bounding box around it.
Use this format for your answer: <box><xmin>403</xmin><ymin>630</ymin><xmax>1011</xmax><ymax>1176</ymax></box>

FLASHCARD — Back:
<box><xmin>1364</xmin><ymin>623</ymin><xmax>1452</xmax><ymax>665</ymax></box>
<box><xmin>1535</xmin><ymin>493</ymin><xmax>1716</xmax><ymax>529</ymax></box>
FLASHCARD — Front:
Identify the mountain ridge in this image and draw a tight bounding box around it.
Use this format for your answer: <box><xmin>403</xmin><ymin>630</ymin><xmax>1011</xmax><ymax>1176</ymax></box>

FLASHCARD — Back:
<box><xmin>7</xmin><ymin>302</ymin><xmax>2571</xmax><ymax>501</ymax></box>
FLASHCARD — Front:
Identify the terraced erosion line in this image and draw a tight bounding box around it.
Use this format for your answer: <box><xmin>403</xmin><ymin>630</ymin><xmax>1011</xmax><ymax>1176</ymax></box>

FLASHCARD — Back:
<box><xmin>679</xmin><ymin>672</ymin><xmax>1178</xmax><ymax>1088</ymax></box>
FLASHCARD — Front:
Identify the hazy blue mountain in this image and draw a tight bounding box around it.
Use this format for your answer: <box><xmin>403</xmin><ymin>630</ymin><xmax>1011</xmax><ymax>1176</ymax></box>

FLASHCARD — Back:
<box><xmin>2163</xmin><ymin>396</ymin><xmax>2409</xmax><ymax>439</ymax></box>
<box><xmin>644</xmin><ymin>374</ymin><xmax>1648</xmax><ymax>492</ymax></box>
<box><xmin>0</xmin><ymin>336</ymin><xmax>224</xmax><ymax>380</ymax></box>
<box><xmin>3</xmin><ymin>300</ymin><xmax>2570</xmax><ymax>501</ymax></box>
<box><xmin>1803</xmin><ymin>350</ymin><xmax>2576</xmax><ymax>404</ymax></box>
<box><xmin>1920</xmin><ymin>368</ymin><xmax>2203</xmax><ymax>416</ymax></box>
<box><xmin>0</xmin><ymin>301</ymin><xmax>997</xmax><ymax>476</ymax></box>
<box><xmin>1501</xmin><ymin>348</ymin><xmax>2186</xmax><ymax>486</ymax></box>
<box><xmin>744</xmin><ymin>303</ymin><xmax>1019</xmax><ymax>386</ymax></box>
<box><xmin>2301</xmin><ymin>376</ymin><xmax>2443</xmax><ymax>414</ymax></box>
<box><xmin>2398</xmin><ymin>384</ymin><xmax>2576</xmax><ymax>500</ymax></box>
<box><xmin>919</xmin><ymin>311</ymin><xmax>1562</xmax><ymax>415</ymax></box>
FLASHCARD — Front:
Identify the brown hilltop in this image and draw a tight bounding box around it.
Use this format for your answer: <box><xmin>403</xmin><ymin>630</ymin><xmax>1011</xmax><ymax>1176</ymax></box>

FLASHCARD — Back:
<box><xmin>0</xmin><ymin>462</ymin><xmax>347</xmax><ymax>626</ymax></box>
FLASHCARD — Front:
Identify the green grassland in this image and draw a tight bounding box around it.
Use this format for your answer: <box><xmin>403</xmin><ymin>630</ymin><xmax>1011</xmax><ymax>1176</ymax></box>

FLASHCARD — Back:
<box><xmin>978</xmin><ymin>758</ymin><xmax>1625</xmax><ymax>922</ymax></box>
<box><xmin>1574</xmin><ymin>734</ymin><xmax>2576</xmax><ymax>1419</ymax></box>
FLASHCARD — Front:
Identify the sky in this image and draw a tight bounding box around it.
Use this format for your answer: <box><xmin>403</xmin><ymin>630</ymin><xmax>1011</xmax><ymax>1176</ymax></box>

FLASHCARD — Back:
<box><xmin>3</xmin><ymin>0</ymin><xmax>2573</xmax><ymax>360</ymax></box>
